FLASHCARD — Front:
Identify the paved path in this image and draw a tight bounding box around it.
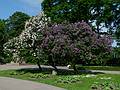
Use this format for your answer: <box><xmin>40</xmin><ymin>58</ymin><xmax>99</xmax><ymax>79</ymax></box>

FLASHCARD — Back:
<box><xmin>89</xmin><ymin>70</ymin><xmax>120</xmax><ymax>74</ymax></box>
<box><xmin>0</xmin><ymin>64</ymin><xmax>120</xmax><ymax>74</ymax></box>
<box><xmin>79</xmin><ymin>70</ymin><xmax>120</xmax><ymax>74</ymax></box>
<box><xmin>0</xmin><ymin>77</ymin><xmax>65</xmax><ymax>90</ymax></box>
<box><xmin>0</xmin><ymin>64</ymin><xmax>38</xmax><ymax>70</ymax></box>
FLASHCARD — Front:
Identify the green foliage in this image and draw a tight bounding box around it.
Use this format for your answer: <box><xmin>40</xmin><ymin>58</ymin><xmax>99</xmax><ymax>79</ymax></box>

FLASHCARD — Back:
<box><xmin>29</xmin><ymin>73</ymin><xmax>50</xmax><ymax>79</ymax></box>
<box><xmin>70</xmin><ymin>66</ymin><xmax>120</xmax><ymax>71</ymax></box>
<box><xmin>0</xmin><ymin>20</ymin><xmax>6</xmax><ymax>40</ymax></box>
<box><xmin>42</xmin><ymin>0</ymin><xmax>120</xmax><ymax>36</ymax></box>
<box><xmin>9</xmin><ymin>71</ymin><xmax>19</xmax><ymax>75</ymax></box>
<box><xmin>42</xmin><ymin>0</ymin><xmax>92</xmax><ymax>23</ymax></box>
<box><xmin>0</xmin><ymin>19</ymin><xmax>7</xmax><ymax>64</ymax></box>
<box><xmin>91</xmin><ymin>81</ymin><xmax>120</xmax><ymax>90</ymax></box>
<box><xmin>9</xmin><ymin>71</ymin><xmax>50</xmax><ymax>79</ymax></box>
<box><xmin>5</xmin><ymin>11</ymin><xmax>30</xmax><ymax>39</ymax></box>
<box><xmin>57</xmin><ymin>75</ymin><xmax>81</xmax><ymax>83</ymax></box>
<box><xmin>2</xmin><ymin>11</ymin><xmax>30</xmax><ymax>63</ymax></box>
<box><xmin>115</xmin><ymin>26</ymin><xmax>120</xmax><ymax>46</ymax></box>
<box><xmin>108</xmin><ymin>47</ymin><xmax>120</xmax><ymax>66</ymax></box>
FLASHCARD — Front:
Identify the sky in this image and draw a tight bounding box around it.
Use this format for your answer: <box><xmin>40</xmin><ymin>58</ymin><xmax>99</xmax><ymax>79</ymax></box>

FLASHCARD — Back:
<box><xmin>0</xmin><ymin>0</ymin><xmax>43</xmax><ymax>19</ymax></box>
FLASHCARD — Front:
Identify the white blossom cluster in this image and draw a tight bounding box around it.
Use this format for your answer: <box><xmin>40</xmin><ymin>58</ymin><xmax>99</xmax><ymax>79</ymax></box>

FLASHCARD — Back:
<box><xmin>4</xmin><ymin>12</ymin><xmax>50</xmax><ymax>62</ymax></box>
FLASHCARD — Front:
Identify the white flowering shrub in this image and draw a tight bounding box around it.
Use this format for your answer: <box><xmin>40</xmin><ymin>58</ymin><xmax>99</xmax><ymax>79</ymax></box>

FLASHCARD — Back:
<box><xmin>4</xmin><ymin>12</ymin><xmax>50</xmax><ymax>65</ymax></box>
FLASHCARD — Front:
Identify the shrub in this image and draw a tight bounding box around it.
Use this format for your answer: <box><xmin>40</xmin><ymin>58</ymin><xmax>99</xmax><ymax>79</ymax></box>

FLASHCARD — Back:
<box><xmin>57</xmin><ymin>75</ymin><xmax>81</xmax><ymax>83</ymax></box>
<box><xmin>91</xmin><ymin>81</ymin><xmax>120</xmax><ymax>90</ymax></box>
<box><xmin>29</xmin><ymin>73</ymin><xmax>50</xmax><ymax>79</ymax></box>
<box><xmin>38</xmin><ymin>21</ymin><xmax>112</xmax><ymax>70</ymax></box>
<box><xmin>4</xmin><ymin>12</ymin><xmax>112</xmax><ymax>72</ymax></box>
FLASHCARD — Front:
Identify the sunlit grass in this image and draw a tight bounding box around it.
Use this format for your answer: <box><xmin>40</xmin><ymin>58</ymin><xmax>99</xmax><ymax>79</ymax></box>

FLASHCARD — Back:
<box><xmin>0</xmin><ymin>69</ymin><xmax>120</xmax><ymax>90</ymax></box>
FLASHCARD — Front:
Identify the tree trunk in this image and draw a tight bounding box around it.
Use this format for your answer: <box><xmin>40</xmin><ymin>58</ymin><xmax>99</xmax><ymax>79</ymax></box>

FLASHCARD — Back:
<box><xmin>48</xmin><ymin>55</ymin><xmax>58</xmax><ymax>71</ymax></box>
<box><xmin>51</xmin><ymin>63</ymin><xmax>58</xmax><ymax>75</ymax></box>
<box><xmin>37</xmin><ymin>60</ymin><xmax>42</xmax><ymax>71</ymax></box>
<box><xmin>73</xmin><ymin>64</ymin><xmax>78</xmax><ymax>73</ymax></box>
<box><xmin>51</xmin><ymin>64</ymin><xmax>58</xmax><ymax>72</ymax></box>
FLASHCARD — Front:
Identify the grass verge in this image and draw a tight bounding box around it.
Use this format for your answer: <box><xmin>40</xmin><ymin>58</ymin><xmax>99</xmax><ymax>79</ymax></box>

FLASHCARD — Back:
<box><xmin>70</xmin><ymin>65</ymin><xmax>120</xmax><ymax>71</ymax></box>
<box><xmin>0</xmin><ymin>69</ymin><xmax>120</xmax><ymax>90</ymax></box>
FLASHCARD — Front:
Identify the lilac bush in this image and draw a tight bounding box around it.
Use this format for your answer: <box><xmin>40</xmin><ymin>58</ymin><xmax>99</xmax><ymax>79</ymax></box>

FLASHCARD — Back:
<box><xmin>4</xmin><ymin>12</ymin><xmax>112</xmax><ymax>71</ymax></box>
<box><xmin>39</xmin><ymin>21</ymin><xmax>112</xmax><ymax>70</ymax></box>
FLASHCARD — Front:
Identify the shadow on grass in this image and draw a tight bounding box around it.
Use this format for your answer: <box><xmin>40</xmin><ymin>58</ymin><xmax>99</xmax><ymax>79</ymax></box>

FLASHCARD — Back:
<box><xmin>16</xmin><ymin>67</ymin><xmax>104</xmax><ymax>75</ymax></box>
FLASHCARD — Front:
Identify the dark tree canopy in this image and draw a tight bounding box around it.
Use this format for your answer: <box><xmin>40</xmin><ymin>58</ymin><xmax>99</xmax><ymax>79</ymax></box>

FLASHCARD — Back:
<box><xmin>42</xmin><ymin>0</ymin><xmax>120</xmax><ymax>35</ymax></box>
<box><xmin>5</xmin><ymin>11</ymin><xmax>30</xmax><ymax>39</ymax></box>
<box><xmin>42</xmin><ymin>0</ymin><xmax>92</xmax><ymax>23</ymax></box>
<box><xmin>0</xmin><ymin>19</ymin><xmax>6</xmax><ymax>43</ymax></box>
<box><xmin>0</xmin><ymin>19</ymin><xmax>7</xmax><ymax>64</ymax></box>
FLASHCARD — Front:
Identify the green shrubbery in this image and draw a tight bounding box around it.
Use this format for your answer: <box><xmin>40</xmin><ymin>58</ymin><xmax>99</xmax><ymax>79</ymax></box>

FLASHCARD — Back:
<box><xmin>57</xmin><ymin>75</ymin><xmax>81</xmax><ymax>83</ymax></box>
<box><xmin>107</xmin><ymin>47</ymin><xmax>120</xmax><ymax>66</ymax></box>
<box><xmin>91</xmin><ymin>81</ymin><xmax>120</xmax><ymax>90</ymax></box>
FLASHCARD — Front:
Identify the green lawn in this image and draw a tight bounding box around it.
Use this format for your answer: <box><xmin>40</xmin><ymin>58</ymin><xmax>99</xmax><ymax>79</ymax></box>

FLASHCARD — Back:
<box><xmin>70</xmin><ymin>65</ymin><xmax>120</xmax><ymax>71</ymax></box>
<box><xmin>0</xmin><ymin>69</ymin><xmax>120</xmax><ymax>90</ymax></box>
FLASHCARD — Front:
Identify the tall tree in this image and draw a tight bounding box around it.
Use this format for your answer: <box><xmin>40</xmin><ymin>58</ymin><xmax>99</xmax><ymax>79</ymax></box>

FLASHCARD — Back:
<box><xmin>42</xmin><ymin>0</ymin><xmax>120</xmax><ymax>35</ymax></box>
<box><xmin>42</xmin><ymin>0</ymin><xmax>92</xmax><ymax>23</ymax></box>
<box><xmin>0</xmin><ymin>19</ymin><xmax>7</xmax><ymax>64</ymax></box>
<box><xmin>5</xmin><ymin>11</ymin><xmax>30</xmax><ymax>39</ymax></box>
